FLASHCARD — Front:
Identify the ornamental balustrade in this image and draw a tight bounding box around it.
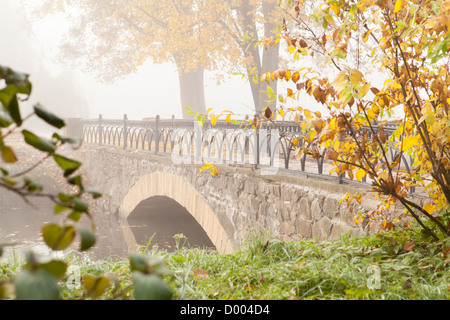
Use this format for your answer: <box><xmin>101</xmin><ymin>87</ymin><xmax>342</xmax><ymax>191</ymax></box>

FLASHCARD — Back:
<box><xmin>79</xmin><ymin>114</ymin><xmax>415</xmax><ymax>193</ymax></box>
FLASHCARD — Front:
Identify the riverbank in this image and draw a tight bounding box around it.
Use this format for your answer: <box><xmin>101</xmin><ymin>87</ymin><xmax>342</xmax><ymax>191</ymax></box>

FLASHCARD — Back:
<box><xmin>0</xmin><ymin>135</ymin><xmax>130</xmax><ymax>260</ymax></box>
<box><xmin>2</xmin><ymin>227</ymin><xmax>448</xmax><ymax>300</ymax></box>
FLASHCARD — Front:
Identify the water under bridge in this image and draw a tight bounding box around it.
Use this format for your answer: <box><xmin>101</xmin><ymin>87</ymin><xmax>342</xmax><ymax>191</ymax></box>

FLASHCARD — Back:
<box><xmin>65</xmin><ymin>115</ymin><xmax>416</xmax><ymax>254</ymax></box>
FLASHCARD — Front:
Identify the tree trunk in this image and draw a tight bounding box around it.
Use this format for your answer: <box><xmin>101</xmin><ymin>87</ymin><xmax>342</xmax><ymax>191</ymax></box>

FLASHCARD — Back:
<box><xmin>240</xmin><ymin>0</ymin><xmax>280</xmax><ymax>116</ymax></box>
<box><xmin>177</xmin><ymin>66</ymin><xmax>206</xmax><ymax>119</ymax></box>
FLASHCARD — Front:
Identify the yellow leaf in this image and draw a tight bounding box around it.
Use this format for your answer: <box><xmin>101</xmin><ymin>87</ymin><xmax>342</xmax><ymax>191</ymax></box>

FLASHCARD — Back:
<box><xmin>347</xmin><ymin>170</ymin><xmax>354</xmax><ymax>180</ymax></box>
<box><xmin>199</xmin><ymin>163</ymin><xmax>213</xmax><ymax>172</ymax></box>
<box><xmin>292</xmin><ymin>72</ymin><xmax>300</xmax><ymax>83</ymax></box>
<box><xmin>1</xmin><ymin>145</ymin><xmax>18</xmax><ymax>163</ymax></box>
<box><xmin>401</xmin><ymin>135</ymin><xmax>420</xmax><ymax>152</ymax></box>
<box><xmin>292</xmin><ymin>137</ymin><xmax>300</xmax><ymax>146</ymax></box>
<box><xmin>356</xmin><ymin>168</ymin><xmax>366</xmax><ymax>181</ymax></box>
<box><xmin>314</xmin><ymin>118</ymin><xmax>324</xmax><ymax>133</ymax></box>
<box><xmin>210</xmin><ymin>165</ymin><xmax>219</xmax><ymax>177</ymax></box>
<box><xmin>372</xmin><ymin>104</ymin><xmax>380</xmax><ymax>115</ymax></box>
<box><xmin>226</xmin><ymin>114</ymin><xmax>231</xmax><ymax>124</ymax></box>
<box><xmin>285</xmin><ymin>70</ymin><xmax>292</xmax><ymax>82</ymax></box>
<box><xmin>211</xmin><ymin>116</ymin><xmax>218</xmax><ymax>127</ymax></box>
<box><xmin>287</xmin><ymin>88</ymin><xmax>295</xmax><ymax>98</ymax></box>
<box><xmin>331</xmin><ymin>2</ymin><xmax>340</xmax><ymax>14</ymax></box>
<box><xmin>394</xmin><ymin>0</ymin><xmax>403</xmax><ymax>13</ymax></box>
<box><xmin>423</xmin><ymin>202</ymin><xmax>435</xmax><ymax>214</ymax></box>
<box><xmin>367</xmin><ymin>108</ymin><xmax>376</xmax><ymax>121</ymax></box>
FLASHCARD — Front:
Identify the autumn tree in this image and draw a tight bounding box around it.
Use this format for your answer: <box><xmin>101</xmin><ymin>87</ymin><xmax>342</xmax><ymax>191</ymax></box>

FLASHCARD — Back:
<box><xmin>219</xmin><ymin>0</ymin><xmax>282</xmax><ymax>114</ymax></box>
<box><xmin>22</xmin><ymin>0</ymin><xmax>282</xmax><ymax>118</ymax></box>
<box><xmin>257</xmin><ymin>0</ymin><xmax>450</xmax><ymax>240</ymax></box>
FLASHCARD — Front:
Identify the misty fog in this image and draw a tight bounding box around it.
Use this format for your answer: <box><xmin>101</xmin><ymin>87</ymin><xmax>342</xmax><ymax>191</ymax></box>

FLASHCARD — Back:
<box><xmin>0</xmin><ymin>0</ymin><xmax>258</xmax><ymax>134</ymax></box>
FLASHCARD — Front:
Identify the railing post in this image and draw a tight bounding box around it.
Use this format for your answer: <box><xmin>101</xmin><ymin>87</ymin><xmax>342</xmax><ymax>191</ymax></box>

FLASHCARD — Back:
<box><xmin>155</xmin><ymin>115</ymin><xmax>160</xmax><ymax>154</ymax></box>
<box><xmin>98</xmin><ymin>114</ymin><xmax>103</xmax><ymax>145</ymax></box>
<box><xmin>254</xmin><ymin>113</ymin><xmax>260</xmax><ymax>166</ymax></box>
<box><xmin>123</xmin><ymin>114</ymin><xmax>128</xmax><ymax>149</ymax></box>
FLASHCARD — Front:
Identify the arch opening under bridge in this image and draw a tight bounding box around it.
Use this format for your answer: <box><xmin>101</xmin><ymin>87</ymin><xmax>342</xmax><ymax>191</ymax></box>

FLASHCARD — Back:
<box><xmin>119</xmin><ymin>171</ymin><xmax>234</xmax><ymax>254</ymax></box>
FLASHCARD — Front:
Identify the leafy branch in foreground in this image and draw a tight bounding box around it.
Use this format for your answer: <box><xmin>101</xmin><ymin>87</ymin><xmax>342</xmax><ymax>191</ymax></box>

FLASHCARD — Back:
<box><xmin>0</xmin><ymin>65</ymin><xmax>173</xmax><ymax>300</ymax></box>
<box><xmin>261</xmin><ymin>0</ymin><xmax>449</xmax><ymax>239</ymax></box>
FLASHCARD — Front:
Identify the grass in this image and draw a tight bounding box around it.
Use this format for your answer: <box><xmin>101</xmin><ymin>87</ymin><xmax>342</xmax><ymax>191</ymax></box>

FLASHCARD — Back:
<box><xmin>160</xmin><ymin>231</ymin><xmax>450</xmax><ymax>300</ymax></box>
<box><xmin>1</xmin><ymin>227</ymin><xmax>449</xmax><ymax>300</ymax></box>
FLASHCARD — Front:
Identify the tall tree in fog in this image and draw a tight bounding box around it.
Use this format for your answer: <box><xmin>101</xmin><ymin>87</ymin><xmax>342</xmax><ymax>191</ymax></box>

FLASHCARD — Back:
<box><xmin>220</xmin><ymin>0</ymin><xmax>281</xmax><ymax>116</ymax></box>
<box><xmin>23</xmin><ymin>0</ymin><xmax>281</xmax><ymax>118</ymax></box>
<box><xmin>0</xmin><ymin>1</ymin><xmax>88</xmax><ymax>130</ymax></box>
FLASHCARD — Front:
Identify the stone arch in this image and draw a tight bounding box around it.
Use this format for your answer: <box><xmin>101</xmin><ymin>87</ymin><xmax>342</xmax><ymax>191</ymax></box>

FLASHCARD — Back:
<box><xmin>119</xmin><ymin>171</ymin><xmax>234</xmax><ymax>254</ymax></box>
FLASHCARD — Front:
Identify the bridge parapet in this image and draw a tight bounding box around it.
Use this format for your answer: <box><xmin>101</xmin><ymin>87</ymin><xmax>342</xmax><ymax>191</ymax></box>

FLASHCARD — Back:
<box><xmin>70</xmin><ymin>114</ymin><xmax>417</xmax><ymax>195</ymax></box>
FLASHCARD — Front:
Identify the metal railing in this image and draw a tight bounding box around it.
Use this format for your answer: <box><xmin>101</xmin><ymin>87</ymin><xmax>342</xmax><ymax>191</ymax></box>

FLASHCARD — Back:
<box><xmin>77</xmin><ymin>114</ymin><xmax>415</xmax><ymax>193</ymax></box>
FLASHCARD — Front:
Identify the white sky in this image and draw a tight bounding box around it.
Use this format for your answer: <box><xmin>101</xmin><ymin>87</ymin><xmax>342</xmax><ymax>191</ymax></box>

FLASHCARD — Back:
<box><xmin>0</xmin><ymin>0</ymin><xmax>256</xmax><ymax>122</ymax></box>
<box><xmin>1</xmin><ymin>0</ymin><xmax>399</xmax><ymax>128</ymax></box>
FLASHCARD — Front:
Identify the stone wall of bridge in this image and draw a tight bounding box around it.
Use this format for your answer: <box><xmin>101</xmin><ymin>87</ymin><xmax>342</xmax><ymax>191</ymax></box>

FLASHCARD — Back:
<box><xmin>78</xmin><ymin>146</ymin><xmax>379</xmax><ymax>253</ymax></box>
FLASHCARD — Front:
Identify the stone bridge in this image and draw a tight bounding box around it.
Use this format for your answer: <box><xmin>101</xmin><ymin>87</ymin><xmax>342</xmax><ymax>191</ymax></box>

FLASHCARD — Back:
<box><xmin>68</xmin><ymin>115</ymin><xmax>411</xmax><ymax>254</ymax></box>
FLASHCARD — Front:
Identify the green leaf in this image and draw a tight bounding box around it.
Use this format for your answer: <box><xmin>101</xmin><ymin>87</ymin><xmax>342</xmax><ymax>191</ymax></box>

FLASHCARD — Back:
<box><xmin>3</xmin><ymin>177</ymin><xmax>17</xmax><ymax>186</ymax></box>
<box><xmin>86</xmin><ymin>189</ymin><xmax>102</xmax><ymax>199</ymax></box>
<box><xmin>14</xmin><ymin>269</ymin><xmax>59</xmax><ymax>300</ymax></box>
<box><xmin>53</xmin><ymin>154</ymin><xmax>81</xmax><ymax>177</ymax></box>
<box><xmin>34</xmin><ymin>104</ymin><xmax>65</xmax><ymax>129</ymax></box>
<box><xmin>22</xmin><ymin>130</ymin><xmax>56</xmax><ymax>153</ymax></box>
<box><xmin>77</xmin><ymin>226</ymin><xmax>96</xmax><ymax>251</ymax></box>
<box><xmin>322</xmin><ymin>17</ymin><xmax>328</xmax><ymax>30</ymax></box>
<box><xmin>0</xmin><ymin>66</ymin><xmax>32</xmax><ymax>95</ymax></box>
<box><xmin>58</xmin><ymin>192</ymin><xmax>74</xmax><ymax>203</ymax></box>
<box><xmin>0</xmin><ymin>85</ymin><xmax>17</xmax><ymax>109</ymax></box>
<box><xmin>82</xmin><ymin>275</ymin><xmax>110</xmax><ymax>298</ymax></box>
<box><xmin>129</xmin><ymin>253</ymin><xmax>150</xmax><ymax>273</ymax></box>
<box><xmin>73</xmin><ymin>197</ymin><xmax>88</xmax><ymax>212</ymax></box>
<box><xmin>0</xmin><ymin>111</ymin><xmax>13</xmax><ymax>127</ymax></box>
<box><xmin>54</xmin><ymin>204</ymin><xmax>70</xmax><ymax>214</ymax></box>
<box><xmin>53</xmin><ymin>133</ymin><xmax>82</xmax><ymax>148</ymax></box>
<box><xmin>132</xmin><ymin>272</ymin><xmax>173</xmax><ymax>300</ymax></box>
<box><xmin>39</xmin><ymin>260</ymin><xmax>67</xmax><ymax>279</ymax></box>
<box><xmin>7</xmin><ymin>94</ymin><xmax>22</xmax><ymax>126</ymax></box>
<box><xmin>395</xmin><ymin>21</ymin><xmax>408</xmax><ymax>29</ymax></box>
<box><xmin>24</xmin><ymin>177</ymin><xmax>43</xmax><ymax>192</ymax></box>
<box><xmin>42</xmin><ymin>224</ymin><xmax>76</xmax><ymax>251</ymax></box>
<box><xmin>67</xmin><ymin>175</ymin><xmax>83</xmax><ymax>189</ymax></box>
<box><xmin>68</xmin><ymin>210</ymin><xmax>82</xmax><ymax>222</ymax></box>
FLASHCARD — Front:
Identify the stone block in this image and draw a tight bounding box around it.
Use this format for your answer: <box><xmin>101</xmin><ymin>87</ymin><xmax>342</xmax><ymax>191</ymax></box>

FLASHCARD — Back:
<box><xmin>250</xmin><ymin>198</ymin><xmax>261</xmax><ymax>214</ymax></box>
<box><xmin>298</xmin><ymin>197</ymin><xmax>311</xmax><ymax>220</ymax></box>
<box><xmin>270</xmin><ymin>184</ymin><xmax>281</xmax><ymax>197</ymax></box>
<box><xmin>329</xmin><ymin>222</ymin><xmax>351</xmax><ymax>240</ymax></box>
<box><xmin>295</xmin><ymin>218</ymin><xmax>312</xmax><ymax>238</ymax></box>
<box><xmin>323</xmin><ymin>197</ymin><xmax>339</xmax><ymax>218</ymax></box>
<box><xmin>311</xmin><ymin>198</ymin><xmax>322</xmax><ymax>221</ymax></box>
<box><xmin>290</xmin><ymin>189</ymin><xmax>302</xmax><ymax>203</ymax></box>
<box><xmin>281</xmin><ymin>204</ymin><xmax>293</xmax><ymax>221</ymax></box>
<box><xmin>229</xmin><ymin>177</ymin><xmax>243</xmax><ymax>190</ymax></box>
<box><xmin>282</xmin><ymin>221</ymin><xmax>296</xmax><ymax>236</ymax></box>
<box><xmin>257</xmin><ymin>181</ymin><xmax>267</xmax><ymax>193</ymax></box>
<box><xmin>311</xmin><ymin>218</ymin><xmax>333</xmax><ymax>240</ymax></box>
<box><xmin>255</xmin><ymin>189</ymin><xmax>267</xmax><ymax>201</ymax></box>
<box><xmin>244</xmin><ymin>180</ymin><xmax>257</xmax><ymax>195</ymax></box>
